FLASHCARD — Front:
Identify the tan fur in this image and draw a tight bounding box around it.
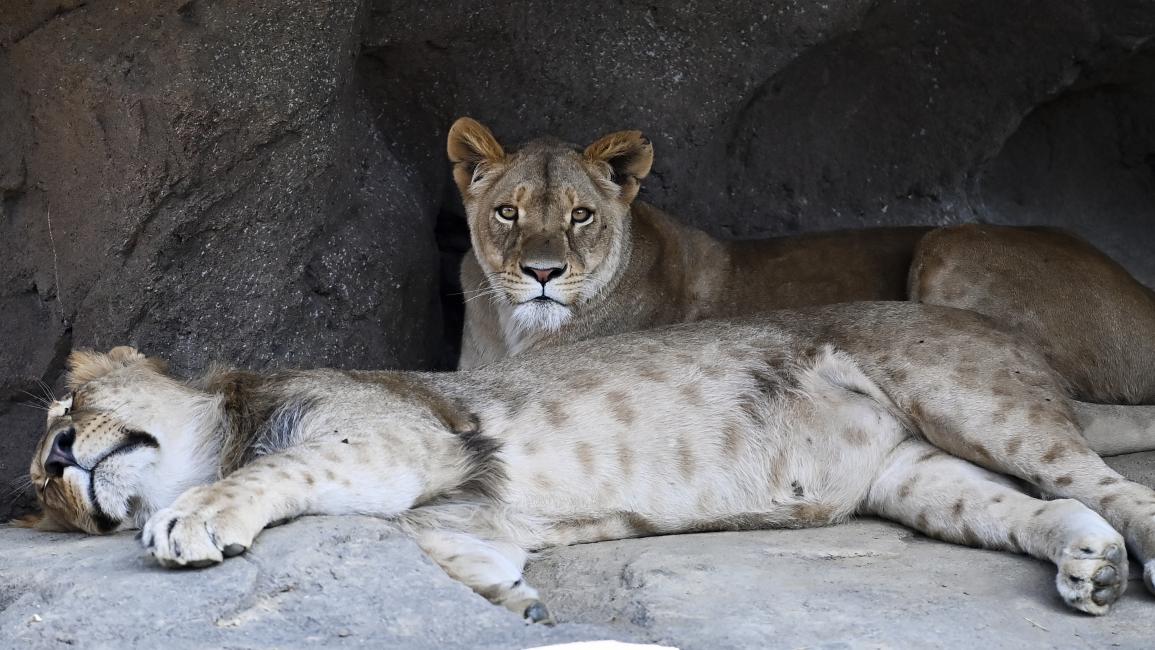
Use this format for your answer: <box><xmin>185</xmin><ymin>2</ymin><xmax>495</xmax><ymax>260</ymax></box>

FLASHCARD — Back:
<box><xmin>65</xmin><ymin>346</ymin><xmax>167</xmax><ymax>389</ymax></box>
<box><xmin>451</xmin><ymin>120</ymin><xmax>1155</xmax><ymax>408</ymax></box>
<box><xmin>23</xmin><ymin>303</ymin><xmax>1155</xmax><ymax>619</ymax></box>
<box><xmin>447</xmin><ymin>117</ymin><xmax>507</xmax><ymax>193</ymax></box>
<box><xmin>581</xmin><ymin>130</ymin><xmax>653</xmax><ymax>204</ymax></box>
<box><xmin>911</xmin><ymin>224</ymin><xmax>1155</xmax><ymax>404</ymax></box>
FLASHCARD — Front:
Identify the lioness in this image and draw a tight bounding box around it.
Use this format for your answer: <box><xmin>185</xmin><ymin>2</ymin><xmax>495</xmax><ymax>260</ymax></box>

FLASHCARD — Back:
<box><xmin>448</xmin><ymin>118</ymin><xmax>1155</xmax><ymax>406</ymax></box>
<box><xmin>19</xmin><ymin>303</ymin><xmax>1155</xmax><ymax>620</ymax></box>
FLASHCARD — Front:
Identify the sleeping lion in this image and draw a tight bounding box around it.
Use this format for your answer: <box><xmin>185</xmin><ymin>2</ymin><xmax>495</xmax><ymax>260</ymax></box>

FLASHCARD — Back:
<box><xmin>20</xmin><ymin>302</ymin><xmax>1155</xmax><ymax>621</ymax></box>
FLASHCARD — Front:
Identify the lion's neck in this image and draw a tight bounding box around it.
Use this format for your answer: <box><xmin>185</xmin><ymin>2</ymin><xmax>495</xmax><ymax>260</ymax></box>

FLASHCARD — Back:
<box><xmin>197</xmin><ymin>369</ymin><xmax>287</xmax><ymax>476</ymax></box>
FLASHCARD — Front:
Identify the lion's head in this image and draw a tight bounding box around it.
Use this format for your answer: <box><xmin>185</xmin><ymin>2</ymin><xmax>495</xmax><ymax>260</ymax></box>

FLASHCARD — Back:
<box><xmin>448</xmin><ymin>117</ymin><xmax>654</xmax><ymax>332</ymax></box>
<box><xmin>19</xmin><ymin>346</ymin><xmax>214</xmax><ymax>534</ymax></box>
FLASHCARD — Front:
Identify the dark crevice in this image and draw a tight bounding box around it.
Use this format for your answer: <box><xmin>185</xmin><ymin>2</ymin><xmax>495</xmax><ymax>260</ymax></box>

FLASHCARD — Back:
<box><xmin>436</xmin><ymin>194</ymin><xmax>471</xmax><ymax>370</ymax></box>
<box><xmin>7</xmin><ymin>1</ymin><xmax>88</xmax><ymax>47</ymax></box>
<box><xmin>0</xmin><ymin>323</ymin><xmax>72</xmax><ymax>520</ymax></box>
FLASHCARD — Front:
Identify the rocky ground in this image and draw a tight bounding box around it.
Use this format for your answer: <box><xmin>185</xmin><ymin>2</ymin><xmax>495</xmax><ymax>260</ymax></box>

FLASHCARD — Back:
<box><xmin>2</xmin><ymin>454</ymin><xmax>1153</xmax><ymax>650</ymax></box>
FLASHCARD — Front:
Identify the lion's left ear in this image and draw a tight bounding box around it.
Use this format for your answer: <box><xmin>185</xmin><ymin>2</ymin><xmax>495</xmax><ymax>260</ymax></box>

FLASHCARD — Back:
<box><xmin>583</xmin><ymin>130</ymin><xmax>654</xmax><ymax>203</ymax></box>
<box><xmin>66</xmin><ymin>346</ymin><xmax>167</xmax><ymax>390</ymax></box>
<box><xmin>10</xmin><ymin>511</ymin><xmax>70</xmax><ymax>532</ymax></box>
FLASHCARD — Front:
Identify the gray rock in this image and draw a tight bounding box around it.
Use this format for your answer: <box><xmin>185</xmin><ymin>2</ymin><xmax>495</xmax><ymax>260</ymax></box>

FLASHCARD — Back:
<box><xmin>0</xmin><ymin>516</ymin><xmax>626</xmax><ymax>650</ymax></box>
<box><xmin>528</xmin><ymin>520</ymin><xmax>1155</xmax><ymax>650</ymax></box>
<box><xmin>5</xmin><ymin>513</ymin><xmax>1155</xmax><ymax>649</ymax></box>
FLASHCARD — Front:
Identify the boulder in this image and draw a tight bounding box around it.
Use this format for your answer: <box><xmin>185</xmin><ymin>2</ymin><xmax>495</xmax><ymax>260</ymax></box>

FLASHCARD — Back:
<box><xmin>5</xmin><ymin>514</ymin><xmax>1155</xmax><ymax>648</ymax></box>
<box><xmin>0</xmin><ymin>516</ymin><xmax>622</xmax><ymax>649</ymax></box>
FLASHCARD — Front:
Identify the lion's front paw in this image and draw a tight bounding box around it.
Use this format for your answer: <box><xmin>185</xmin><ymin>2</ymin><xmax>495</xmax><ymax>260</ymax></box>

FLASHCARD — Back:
<box><xmin>141</xmin><ymin>501</ymin><xmax>256</xmax><ymax>569</ymax></box>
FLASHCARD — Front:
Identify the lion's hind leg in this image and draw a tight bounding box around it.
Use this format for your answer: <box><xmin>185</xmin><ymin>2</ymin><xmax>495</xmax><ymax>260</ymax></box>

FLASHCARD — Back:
<box><xmin>864</xmin><ymin>439</ymin><xmax>1127</xmax><ymax>615</ymax></box>
<box><xmin>415</xmin><ymin>527</ymin><xmax>552</xmax><ymax>624</ymax></box>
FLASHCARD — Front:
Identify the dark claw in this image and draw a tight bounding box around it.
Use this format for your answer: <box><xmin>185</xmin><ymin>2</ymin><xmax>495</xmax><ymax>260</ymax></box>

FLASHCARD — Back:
<box><xmin>1092</xmin><ymin>587</ymin><xmax>1116</xmax><ymax>607</ymax></box>
<box><xmin>1106</xmin><ymin>545</ymin><xmax>1124</xmax><ymax>564</ymax></box>
<box><xmin>223</xmin><ymin>543</ymin><xmax>247</xmax><ymax>557</ymax></box>
<box><xmin>1094</xmin><ymin>565</ymin><xmax>1117</xmax><ymax>585</ymax></box>
<box><xmin>523</xmin><ymin>601</ymin><xmax>554</xmax><ymax>625</ymax></box>
<box><xmin>185</xmin><ymin>558</ymin><xmax>217</xmax><ymax>569</ymax></box>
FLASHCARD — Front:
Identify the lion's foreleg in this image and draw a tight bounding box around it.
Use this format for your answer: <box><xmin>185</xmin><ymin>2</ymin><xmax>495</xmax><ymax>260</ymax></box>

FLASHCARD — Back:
<box><xmin>141</xmin><ymin>440</ymin><xmax>427</xmax><ymax>567</ymax></box>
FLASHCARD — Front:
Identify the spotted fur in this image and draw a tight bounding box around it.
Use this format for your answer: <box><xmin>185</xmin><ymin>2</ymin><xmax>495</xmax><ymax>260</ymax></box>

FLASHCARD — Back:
<box><xmin>21</xmin><ymin>303</ymin><xmax>1155</xmax><ymax>620</ymax></box>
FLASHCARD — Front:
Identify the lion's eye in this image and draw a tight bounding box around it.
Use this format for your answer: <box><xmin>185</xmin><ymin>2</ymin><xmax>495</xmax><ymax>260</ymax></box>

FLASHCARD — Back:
<box><xmin>571</xmin><ymin>207</ymin><xmax>593</xmax><ymax>224</ymax></box>
<box><xmin>495</xmin><ymin>205</ymin><xmax>518</xmax><ymax>222</ymax></box>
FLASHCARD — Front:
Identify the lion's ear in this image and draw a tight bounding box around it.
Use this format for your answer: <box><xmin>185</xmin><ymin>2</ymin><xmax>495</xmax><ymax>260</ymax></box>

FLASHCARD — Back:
<box><xmin>10</xmin><ymin>511</ymin><xmax>69</xmax><ymax>532</ymax></box>
<box><xmin>447</xmin><ymin>117</ymin><xmax>507</xmax><ymax>195</ymax></box>
<box><xmin>66</xmin><ymin>346</ymin><xmax>166</xmax><ymax>389</ymax></box>
<box><xmin>583</xmin><ymin>130</ymin><xmax>654</xmax><ymax>204</ymax></box>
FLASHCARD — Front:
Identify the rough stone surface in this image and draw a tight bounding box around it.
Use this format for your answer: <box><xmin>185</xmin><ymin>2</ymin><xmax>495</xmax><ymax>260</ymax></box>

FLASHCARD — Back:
<box><xmin>6</xmin><ymin>514</ymin><xmax>1155</xmax><ymax>649</ymax></box>
<box><xmin>528</xmin><ymin>522</ymin><xmax>1155</xmax><ymax>650</ymax></box>
<box><xmin>0</xmin><ymin>516</ymin><xmax>624</xmax><ymax>649</ymax></box>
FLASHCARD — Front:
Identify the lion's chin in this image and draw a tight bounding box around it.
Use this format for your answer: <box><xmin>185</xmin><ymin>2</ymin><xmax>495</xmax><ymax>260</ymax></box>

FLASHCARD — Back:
<box><xmin>512</xmin><ymin>300</ymin><xmax>573</xmax><ymax>333</ymax></box>
<box><xmin>88</xmin><ymin>449</ymin><xmax>158</xmax><ymax>529</ymax></box>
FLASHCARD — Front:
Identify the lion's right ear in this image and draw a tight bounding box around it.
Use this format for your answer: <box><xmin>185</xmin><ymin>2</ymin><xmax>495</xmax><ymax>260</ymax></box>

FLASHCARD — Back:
<box><xmin>66</xmin><ymin>346</ymin><xmax>167</xmax><ymax>389</ymax></box>
<box><xmin>447</xmin><ymin>117</ymin><xmax>506</xmax><ymax>196</ymax></box>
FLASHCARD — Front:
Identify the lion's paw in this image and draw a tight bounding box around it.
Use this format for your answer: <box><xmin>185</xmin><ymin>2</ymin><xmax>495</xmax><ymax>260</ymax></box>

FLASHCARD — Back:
<box><xmin>1055</xmin><ymin>536</ymin><xmax>1127</xmax><ymax>615</ymax></box>
<box><xmin>141</xmin><ymin>501</ymin><xmax>255</xmax><ymax>569</ymax></box>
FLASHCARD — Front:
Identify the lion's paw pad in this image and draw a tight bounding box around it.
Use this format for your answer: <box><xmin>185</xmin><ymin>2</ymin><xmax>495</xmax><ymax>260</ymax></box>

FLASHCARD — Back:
<box><xmin>1057</xmin><ymin>539</ymin><xmax>1127</xmax><ymax>615</ymax></box>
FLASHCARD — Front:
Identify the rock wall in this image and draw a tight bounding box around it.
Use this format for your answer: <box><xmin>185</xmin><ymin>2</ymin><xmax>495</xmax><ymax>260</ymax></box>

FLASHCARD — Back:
<box><xmin>2</xmin><ymin>0</ymin><xmax>1154</xmax><ymax>519</ymax></box>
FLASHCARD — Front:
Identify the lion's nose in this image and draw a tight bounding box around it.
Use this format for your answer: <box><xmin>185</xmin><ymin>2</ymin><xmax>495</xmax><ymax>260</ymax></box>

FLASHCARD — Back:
<box><xmin>522</xmin><ymin>265</ymin><xmax>566</xmax><ymax>285</ymax></box>
<box><xmin>45</xmin><ymin>427</ymin><xmax>78</xmax><ymax>477</ymax></box>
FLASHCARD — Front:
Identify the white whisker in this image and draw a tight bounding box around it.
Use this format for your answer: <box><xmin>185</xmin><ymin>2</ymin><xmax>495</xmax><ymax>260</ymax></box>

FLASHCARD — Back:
<box><xmin>46</xmin><ymin>202</ymin><xmax>66</xmax><ymax>324</ymax></box>
<box><xmin>18</xmin><ymin>389</ymin><xmax>50</xmax><ymax>408</ymax></box>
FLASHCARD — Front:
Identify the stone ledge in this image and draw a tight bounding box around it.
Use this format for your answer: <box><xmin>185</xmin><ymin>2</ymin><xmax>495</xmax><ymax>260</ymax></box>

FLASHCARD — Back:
<box><xmin>5</xmin><ymin>511</ymin><xmax>1155</xmax><ymax>649</ymax></box>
